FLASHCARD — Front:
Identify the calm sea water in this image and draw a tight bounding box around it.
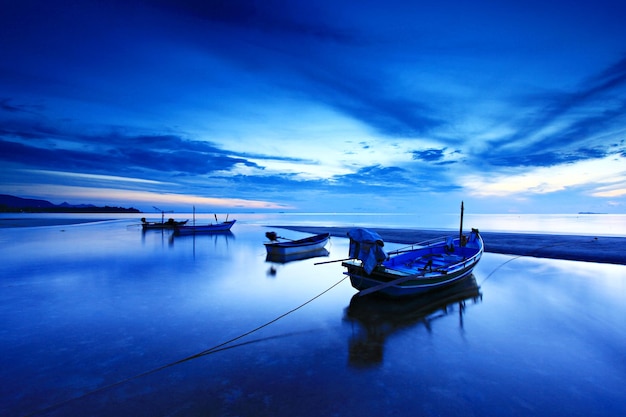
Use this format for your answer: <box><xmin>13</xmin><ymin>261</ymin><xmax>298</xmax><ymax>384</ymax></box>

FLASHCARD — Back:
<box><xmin>2</xmin><ymin>211</ymin><xmax>625</xmax><ymax>236</ymax></box>
<box><xmin>0</xmin><ymin>215</ymin><xmax>625</xmax><ymax>416</ymax></box>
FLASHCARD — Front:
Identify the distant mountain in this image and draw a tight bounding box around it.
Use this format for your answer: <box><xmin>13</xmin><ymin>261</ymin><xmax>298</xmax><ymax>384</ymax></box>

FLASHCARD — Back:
<box><xmin>59</xmin><ymin>201</ymin><xmax>96</xmax><ymax>209</ymax></box>
<box><xmin>0</xmin><ymin>194</ymin><xmax>56</xmax><ymax>209</ymax></box>
<box><xmin>0</xmin><ymin>194</ymin><xmax>141</xmax><ymax>213</ymax></box>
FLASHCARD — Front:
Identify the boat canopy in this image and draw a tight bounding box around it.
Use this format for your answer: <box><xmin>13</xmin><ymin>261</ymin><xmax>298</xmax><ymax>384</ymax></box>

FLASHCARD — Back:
<box><xmin>347</xmin><ymin>228</ymin><xmax>388</xmax><ymax>274</ymax></box>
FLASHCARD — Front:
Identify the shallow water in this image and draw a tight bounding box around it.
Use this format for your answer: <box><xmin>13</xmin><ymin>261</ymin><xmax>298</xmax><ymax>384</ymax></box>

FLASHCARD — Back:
<box><xmin>3</xmin><ymin>211</ymin><xmax>625</xmax><ymax>236</ymax></box>
<box><xmin>0</xmin><ymin>220</ymin><xmax>624</xmax><ymax>416</ymax></box>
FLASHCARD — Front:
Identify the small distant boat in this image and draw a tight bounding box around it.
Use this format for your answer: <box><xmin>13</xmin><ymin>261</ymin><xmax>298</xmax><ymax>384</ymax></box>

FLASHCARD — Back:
<box><xmin>141</xmin><ymin>217</ymin><xmax>188</xmax><ymax>230</ymax></box>
<box><xmin>173</xmin><ymin>208</ymin><xmax>236</xmax><ymax>235</ymax></box>
<box><xmin>342</xmin><ymin>202</ymin><xmax>484</xmax><ymax>297</ymax></box>
<box><xmin>176</xmin><ymin>220</ymin><xmax>236</xmax><ymax>235</ymax></box>
<box><xmin>264</xmin><ymin>232</ymin><xmax>330</xmax><ymax>257</ymax></box>
<box><xmin>141</xmin><ymin>206</ymin><xmax>188</xmax><ymax>230</ymax></box>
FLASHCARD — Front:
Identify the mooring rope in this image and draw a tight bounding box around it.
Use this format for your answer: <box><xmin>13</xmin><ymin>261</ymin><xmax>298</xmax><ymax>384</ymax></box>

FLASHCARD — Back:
<box><xmin>26</xmin><ymin>275</ymin><xmax>349</xmax><ymax>416</ymax></box>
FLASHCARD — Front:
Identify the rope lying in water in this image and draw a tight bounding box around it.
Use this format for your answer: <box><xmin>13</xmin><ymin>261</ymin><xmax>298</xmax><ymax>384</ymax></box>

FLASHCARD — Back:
<box><xmin>27</xmin><ymin>275</ymin><xmax>349</xmax><ymax>416</ymax></box>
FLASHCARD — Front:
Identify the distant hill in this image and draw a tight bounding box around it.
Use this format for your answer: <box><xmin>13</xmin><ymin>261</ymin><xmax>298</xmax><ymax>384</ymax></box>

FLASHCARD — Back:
<box><xmin>0</xmin><ymin>194</ymin><xmax>141</xmax><ymax>213</ymax></box>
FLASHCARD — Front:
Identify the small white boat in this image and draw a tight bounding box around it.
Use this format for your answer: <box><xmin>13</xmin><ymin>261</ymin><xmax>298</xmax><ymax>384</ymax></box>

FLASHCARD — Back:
<box><xmin>174</xmin><ymin>208</ymin><xmax>235</xmax><ymax>235</ymax></box>
<box><xmin>264</xmin><ymin>232</ymin><xmax>330</xmax><ymax>257</ymax></box>
<box><xmin>175</xmin><ymin>220</ymin><xmax>236</xmax><ymax>235</ymax></box>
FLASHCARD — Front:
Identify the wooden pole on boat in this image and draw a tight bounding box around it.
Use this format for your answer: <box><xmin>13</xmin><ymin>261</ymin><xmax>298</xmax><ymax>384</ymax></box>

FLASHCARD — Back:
<box><xmin>459</xmin><ymin>201</ymin><xmax>464</xmax><ymax>241</ymax></box>
<box><xmin>314</xmin><ymin>257</ymin><xmax>352</xmax><ymax>265</ymax></box>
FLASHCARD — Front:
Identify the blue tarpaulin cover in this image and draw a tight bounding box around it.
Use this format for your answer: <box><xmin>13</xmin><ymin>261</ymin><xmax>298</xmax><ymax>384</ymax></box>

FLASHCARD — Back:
<box><xmin>347</xmin><ymin>228</ymin><xmax>388</xmax><ymax>274</ymax></box>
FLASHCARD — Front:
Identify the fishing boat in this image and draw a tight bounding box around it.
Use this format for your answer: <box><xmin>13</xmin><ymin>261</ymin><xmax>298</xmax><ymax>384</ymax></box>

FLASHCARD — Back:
<box><xmin>141</xmin><ymin>206</ymin><xmax>188</xmax><ymax>230</ymax></box>
<box><xmin>175</xmin><ymin>220</ymin><xmax>236</xmax><ymax>235</ymax></box>
<box><xmin>264</xmin><ymin>232</ymin><xmax>330</xmax><ymax>257</ymax></box>
<box><xmin>141</xmin><ymin>217</ymin><xmax>188</xmax><ymax>230</ymax></box>
<box><xmin>173</xmin><ymin>208</ymin><xmax>236</xmax><ymax>235</ymax></box>
<box><xmin>342</xmin><ymin>202</ymin><xmax>484</xmax><ymax>297</ymax></box>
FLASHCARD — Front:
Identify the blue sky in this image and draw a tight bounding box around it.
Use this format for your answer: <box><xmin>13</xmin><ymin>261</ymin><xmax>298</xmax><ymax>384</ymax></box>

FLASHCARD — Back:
<box><xmin>1</xmin><ymin>0</ymin><xmax>625</xmax><ymax>214</ymax></box>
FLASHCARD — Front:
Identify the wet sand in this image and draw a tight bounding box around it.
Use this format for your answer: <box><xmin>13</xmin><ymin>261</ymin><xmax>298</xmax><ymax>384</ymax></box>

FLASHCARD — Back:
<box><xmin>273</xmin><ymin>226</ymin><xmax>626</xmax><ymax>265</ymax></box>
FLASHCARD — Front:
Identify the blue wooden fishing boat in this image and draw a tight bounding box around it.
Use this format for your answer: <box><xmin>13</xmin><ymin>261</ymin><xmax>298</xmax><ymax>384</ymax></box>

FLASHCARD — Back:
<box><xmin>342</xmin><ymin>228</ymin><xmax>483</xmax><ymax>297</ymax></box>
<box><xmin>342</xmin><ymin>202</ymin><xmax>484</xmax><ymax>297</ymax></box>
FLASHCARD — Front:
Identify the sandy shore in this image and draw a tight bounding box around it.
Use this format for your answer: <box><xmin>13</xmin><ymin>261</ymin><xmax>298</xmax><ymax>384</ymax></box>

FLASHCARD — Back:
<box><xmin>273</xmin><ymin>226</ymin><xmax>626</xmax><ymax>266</ymax></box>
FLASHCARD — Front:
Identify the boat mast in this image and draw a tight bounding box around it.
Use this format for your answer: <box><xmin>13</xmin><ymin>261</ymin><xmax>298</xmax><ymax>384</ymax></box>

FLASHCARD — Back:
<box><xmin>459</xmin><ymin>201</ymin><xmax>464</xmax><ymax>241</ymax></box>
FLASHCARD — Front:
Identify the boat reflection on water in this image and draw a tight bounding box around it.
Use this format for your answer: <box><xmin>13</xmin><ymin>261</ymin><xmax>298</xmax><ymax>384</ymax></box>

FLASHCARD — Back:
<box><xmin>265</xmin><ymin>248</ymin><xmax>330</xmax><ymax>277</ymax></box>
<box><xmin>172</xmin><ymin>230</ymin><xmax>235</xmax><ymax>241</ymax></box>
<box><xmin>344</xmin><ymin>275</ymin><xmax>482</xmax><ymax>367</ymax></box>
<box><xmin>168</xmin><ymin>231</ymin><xmax>235</xmax><ymax>256</ymax></box>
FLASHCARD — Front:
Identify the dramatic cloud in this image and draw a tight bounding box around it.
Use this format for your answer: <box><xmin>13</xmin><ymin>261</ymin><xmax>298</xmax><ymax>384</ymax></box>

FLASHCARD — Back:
<box><xmin>1</xmin><ymin>0</ymin><xmax>625</xmax><ymax>212</ymax></box>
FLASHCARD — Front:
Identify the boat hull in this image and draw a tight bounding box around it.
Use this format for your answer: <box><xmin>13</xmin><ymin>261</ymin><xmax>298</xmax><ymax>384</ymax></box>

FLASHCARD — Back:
<box><xmin>264</xmin><ymin>233</ymin><xmax>330</xmax><ymax>256</ymax></box>
<box><xmin>175</xmin><ymin>220</ymin><xmax>236</xmax><ymax>235</ymax></box>
<box><xmin>344</xmin><ymin>259</ymin><xmax>480</xmax><ymax>297</ymax></box>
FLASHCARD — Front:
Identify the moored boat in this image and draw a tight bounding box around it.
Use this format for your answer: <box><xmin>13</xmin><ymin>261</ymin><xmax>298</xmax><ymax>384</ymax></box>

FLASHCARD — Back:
<box><xmin>342</xmin><ymin>227</ymin><xmax>483</xmax><ymax>297</ymax></box>
<box><xmin>264</xmin><ymin>232</ymin><xmax>330</xmax><ymax>257</ymax></box>
<box><xmin>343</xmin><ymin>202</ymin><xmax>483</xmax><ymax>298</ymax></box>
<box><xmin>175</xmin><ymin>220</ymin><xmax>236</xmax><ymax>235</ymax></box>
<box><xmin>142</xmin><ymin>206</ymin><xmax>188</xmax><ymax>230</ymax></box>
<box><xmin>141</xmin><ymin>217</ymin><xmax>188</xmax><ymax>230</ymax></box>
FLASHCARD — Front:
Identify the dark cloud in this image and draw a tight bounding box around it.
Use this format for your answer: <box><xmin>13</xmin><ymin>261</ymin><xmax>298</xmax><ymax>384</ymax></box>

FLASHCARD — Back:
<box><xmin>301</xmin><ymin>69</ymin><xmax>443</xmax><ymax>137</ymax></box>
<box><xmin>2</xmin><ymin>1</ymin><xmax>625</xmax><ymax>211</ymax></box>
<box><xmin>0</xmin><ymin>131</ymin><xmax>258</xmax><ymax>177</ymax></box>
<box><xmin>480</xmin><ymin>55</ymin><xmax>626</xmax><ymax>168</ymax></box>
<box><xmin>0</xmin><ymin>139</ymin><xmax>111</xmax><ymax>172</ymax></box>
<box><xmin>117</xmin><ymin>146</ymin><xmax>257</xmax><ymax>175</ymax></box>
<box><xmin>412</xmin><ymin>148</ymin><xmax>446</xmax><ymax>162</ymax></box>
<box><xmin>147</xmin><ymin>1</ymin><xmax>442</xmax><ymax>137</ymax></box>
<box><xmin>1</xmin><ymin>99</ymin><xmax>26</xmax><ymax>113</ymax></box>
<box><xmin>147</xmin><ymin>0</ymin><xmax>359</xmax><ymax>44</ymax></box>
<box><xmin>489</xmin><ymin>146</ymin><xmax>611</xmax><ymax>167</ymax></box>
<box><xmin>330</xmin><ymin>164</ymin><xmax>461</xmax><ymax>194</ymax></box>
<box><xmin>0</xmin><ymin>98</ymin><xmax>45</xmax><ymax>115</ymax></box>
